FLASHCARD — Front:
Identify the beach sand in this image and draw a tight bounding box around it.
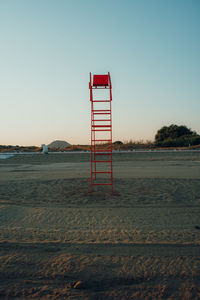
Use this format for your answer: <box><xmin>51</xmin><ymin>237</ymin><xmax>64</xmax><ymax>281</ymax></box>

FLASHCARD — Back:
<box><xmin>0</xmin><ymin>152</ymin><xmax>200</xmax><ymax>299</ymax></box>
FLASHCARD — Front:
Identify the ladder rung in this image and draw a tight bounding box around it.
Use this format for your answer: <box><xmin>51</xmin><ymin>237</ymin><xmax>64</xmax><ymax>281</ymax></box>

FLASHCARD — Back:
<box><xmin>95</xmin><ymin>153</ymin><xmax>112</xmax><ymax>155</ymax></box>
<box><xmin>93</xmin><ymin>130</ymin><xmax>111</xmax><ymax>131</ymax></box>
<box><xmin>93</xmin><ymin>112</ymin><xmax>111</xmax><ymax>115</ymax></box>
<box><xmin>92</xmin><ymin>100</ymin><xmax>110</xmax><ymax>102</ymax></box>
<box><xmin>92</xmin><ymin>110</ymin><xmax>111</xmax><ymax>112</ymax></box>
<box><xmin>91</xmin><ymin>85</ymin><xmax>110</xmax><ymax>90</ymax></box>
<box><xmin>93</xmin><ymin>119</ymin><xmax>111</xmax><ymax>121</ymax></box>
<box><xmin>92</xmin><ymin>183</ymin><xmax>112</xmax><ymax>186</ymax></box>
<box><xmin>92</xmin><ymin>148</ymin><xmax>112</xmax><ymax>150</ymax></box>
<box><xmin>92</xmin><ymin>171</ymin><xmax>112</xmax><ymax>174</ymax></box>
<box><xmin>92</xmin><ymin>125</ymin><xmax>111</xmax><ymax>128</ymax></box>
<box><xmin>92</xmin><ymin>161</ymin><xmax>112</xmax><ymax>163</ymax></box>
<box><xmin>91</xmin><ymin>149</ymin><xmax>112</xmax><ymax>152</ymax></box>
<box><xmin>92</xmin><ymin>139</ymin><xmax>112</xmax><ymax>142</ymax></box>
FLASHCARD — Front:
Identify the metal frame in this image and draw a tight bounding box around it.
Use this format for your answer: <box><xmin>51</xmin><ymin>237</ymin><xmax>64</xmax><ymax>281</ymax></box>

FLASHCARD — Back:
<box><xmin>89</xmin><ymin>72</ymin><xmax>113</xmax><ymax>194</ymax></box>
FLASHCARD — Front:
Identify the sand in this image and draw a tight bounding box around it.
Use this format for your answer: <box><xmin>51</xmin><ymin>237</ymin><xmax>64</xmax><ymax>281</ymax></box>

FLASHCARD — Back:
<box><xmin>0</xmin><ymin>151</ymin><xmax>200</xmax><ymax>299</ymax></box>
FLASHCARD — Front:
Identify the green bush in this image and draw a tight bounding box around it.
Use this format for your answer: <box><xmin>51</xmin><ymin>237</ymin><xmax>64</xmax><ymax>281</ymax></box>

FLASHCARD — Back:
<box><xmin>154</xmin><ymin>124</ymin><xmax>200</xmax><ymax>147</ymax></box>
<box><xmin>155</xmin><ymin>135</ymin><xmax>200</xmax><ymax>147</ymax></box>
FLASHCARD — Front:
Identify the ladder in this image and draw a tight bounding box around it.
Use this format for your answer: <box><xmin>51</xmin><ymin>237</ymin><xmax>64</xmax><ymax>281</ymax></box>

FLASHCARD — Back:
<box><xmin>89</xmin><ymin>72</ymin><xmax>113</xmax><ymax>194</ymax></box>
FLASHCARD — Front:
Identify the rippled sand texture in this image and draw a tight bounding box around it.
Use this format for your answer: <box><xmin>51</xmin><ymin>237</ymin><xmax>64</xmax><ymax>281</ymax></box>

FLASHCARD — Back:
<box><xmin>0</xmin><ymin>152</ymin><xmax>200</xmax><ymax>299</ymax></box>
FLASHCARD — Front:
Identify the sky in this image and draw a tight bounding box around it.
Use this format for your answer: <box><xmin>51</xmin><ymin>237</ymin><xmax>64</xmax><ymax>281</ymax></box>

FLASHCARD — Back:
<box><xmin>0</xmin><ymin>0</ymin><xmax>199</xmax><ymax>146</ymax></box>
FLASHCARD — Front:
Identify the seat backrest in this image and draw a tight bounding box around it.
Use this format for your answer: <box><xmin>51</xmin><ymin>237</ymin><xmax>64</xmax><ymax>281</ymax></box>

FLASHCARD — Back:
<box><xmin>93</xmin><ymin>75</ymin><xmax>109</xmax><ymax>86</ymax></box>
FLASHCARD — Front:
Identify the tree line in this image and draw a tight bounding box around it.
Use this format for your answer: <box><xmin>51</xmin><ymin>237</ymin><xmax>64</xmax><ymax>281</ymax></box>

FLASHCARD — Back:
<box><xmin>114</xmin><ymin>124</ymin><xmax>200</xmax><ymax>149</ymax></box>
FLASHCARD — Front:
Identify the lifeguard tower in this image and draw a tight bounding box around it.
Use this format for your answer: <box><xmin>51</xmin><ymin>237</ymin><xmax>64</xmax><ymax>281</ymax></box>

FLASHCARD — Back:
<box><xmin>89</xmin><ymin>72</ymin><xmax>113</xmax><ymax>194</ymax></box>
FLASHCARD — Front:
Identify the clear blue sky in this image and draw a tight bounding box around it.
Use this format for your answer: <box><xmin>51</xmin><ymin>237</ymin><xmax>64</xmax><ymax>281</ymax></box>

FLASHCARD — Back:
<box><xmin>0</xmin><ymin>0</ymin><xmax>199</xmax><ymax>146</ymax></box>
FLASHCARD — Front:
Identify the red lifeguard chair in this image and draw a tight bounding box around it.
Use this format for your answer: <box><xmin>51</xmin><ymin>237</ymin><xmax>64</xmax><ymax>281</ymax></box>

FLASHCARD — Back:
<box><xmin>89</xmin><ymin>72</ymin><xmax>113</xmax><ymax>194</ymax></box>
